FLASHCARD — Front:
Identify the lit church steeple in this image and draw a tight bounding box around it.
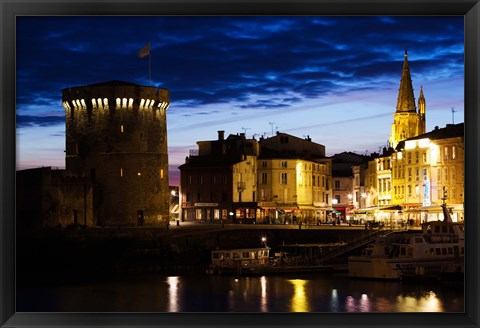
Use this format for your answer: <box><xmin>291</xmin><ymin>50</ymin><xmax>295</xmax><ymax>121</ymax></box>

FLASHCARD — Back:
<box><xmin>395</xmin><ymin>50</ymin><xmax>417</xmax><ymax>113</ymax></box>
<box><xmin>390</xmin><ymin>51</ymin><xmax>426</xmax><ymax>149</ymax></box>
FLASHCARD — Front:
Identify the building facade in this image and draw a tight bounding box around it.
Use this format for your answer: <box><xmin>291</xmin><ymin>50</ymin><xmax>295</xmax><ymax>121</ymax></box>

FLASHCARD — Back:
<box><xmin>179</xmin><ymin>131</ymin><xmax>259</xmax><ymax>223</ymax></box>
<box><xmin>179</xmin><ymin>131</ymin><xmax>332</xmax><ymax>224</ymax></box>
<box><xmin>392</xmin><ymin>123</ymin><xmax>464</xmax><ymax>224</ymax></box>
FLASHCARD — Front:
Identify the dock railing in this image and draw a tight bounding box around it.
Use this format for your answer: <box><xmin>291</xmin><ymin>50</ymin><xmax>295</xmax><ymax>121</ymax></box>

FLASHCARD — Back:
<box><xmin>317</xmin><ymin>228</ymin><xmax>399</xmax><ymax>263</ymax></box>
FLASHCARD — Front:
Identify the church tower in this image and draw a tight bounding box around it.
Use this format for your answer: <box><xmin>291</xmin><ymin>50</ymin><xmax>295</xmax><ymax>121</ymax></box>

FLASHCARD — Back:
<box><xmin>389</xmin><ymin>51</ymin><xmax>426</xmax><ymax>149</ymax></box>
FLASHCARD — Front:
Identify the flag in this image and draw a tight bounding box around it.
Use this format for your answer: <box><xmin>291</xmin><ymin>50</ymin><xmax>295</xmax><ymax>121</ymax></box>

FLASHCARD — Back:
<box><xmin>138</xmin><ymin>42</ymin><xmax>150</xmax><ymax>58</ymax></box>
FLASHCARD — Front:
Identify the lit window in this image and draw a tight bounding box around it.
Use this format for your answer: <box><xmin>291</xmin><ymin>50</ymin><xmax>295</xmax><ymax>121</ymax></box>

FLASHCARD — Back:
<box><xmin>120</xmin><ymin>168</ymin><xmax>123</xmax><ymax>177</ymax></box>
<box><xmin>160</xmin><ymin>169</ymin><xmax>164</xmax><ymax>179</ymax></box>
<box><xmin>138</xmin><ymin>172</ymin><xmax>141</xmax><ymax>176</ymax></box>
<box><xmin>120</xmin><ymin>125</ymin><xmax>124</xmax><ymax>133</ymax></box>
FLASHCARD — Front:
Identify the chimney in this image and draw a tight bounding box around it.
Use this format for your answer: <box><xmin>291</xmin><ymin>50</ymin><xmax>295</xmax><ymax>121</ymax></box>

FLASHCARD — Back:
<box><xmin>218</xmin><ymin>130</ymin><xmax>225</xmax><ymax>140</ymax></box>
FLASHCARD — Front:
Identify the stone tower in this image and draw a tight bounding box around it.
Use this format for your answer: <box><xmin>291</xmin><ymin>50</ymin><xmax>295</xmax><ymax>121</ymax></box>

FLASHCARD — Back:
<box><xmin>390</xmin><ymin>51</ymin><xmax>426</xmax><ymax>149</ymax></box>
<box><xmin>62</xmin><ymin>81</ymin><xmax>170</xmax><ymax>226</ymax></box>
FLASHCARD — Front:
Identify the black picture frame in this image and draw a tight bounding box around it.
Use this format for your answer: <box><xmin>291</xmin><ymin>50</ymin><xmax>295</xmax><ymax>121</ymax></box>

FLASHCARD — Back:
<box><xmin>1</xmin><ymin>0</ymin><xmax>479</xmax><ymax>327</ymax></box>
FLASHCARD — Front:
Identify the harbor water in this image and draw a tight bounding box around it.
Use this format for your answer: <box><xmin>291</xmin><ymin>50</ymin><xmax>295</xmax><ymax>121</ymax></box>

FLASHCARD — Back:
<box><xmin>17</xmin><ymin>272</ymin><xmax>464</xmax><ymax>313</ymax></box>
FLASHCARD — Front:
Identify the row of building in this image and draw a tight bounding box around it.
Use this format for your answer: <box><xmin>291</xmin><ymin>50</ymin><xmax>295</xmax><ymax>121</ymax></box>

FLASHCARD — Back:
<box><xmin>178</xmin><ymin>123</ymin><xmax>464</xmax><ymax>227</ymax></box>
<box><xmin>178</xmin><ymin>51</ymin><xmax>464</xmax><ymax>227</ymax></box>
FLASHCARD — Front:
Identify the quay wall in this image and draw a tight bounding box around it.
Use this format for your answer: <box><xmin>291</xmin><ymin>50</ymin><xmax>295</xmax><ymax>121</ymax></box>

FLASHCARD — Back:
<box><xmin>17</xmin><ymin>226</ymin><xmax>371</xmax><ymax>285</ymax></box>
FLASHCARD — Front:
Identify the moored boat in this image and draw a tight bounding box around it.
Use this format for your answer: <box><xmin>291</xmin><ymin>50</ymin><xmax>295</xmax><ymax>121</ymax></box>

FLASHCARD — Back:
<box><xmin>348</xmin><ymin>202</ymin><xmax>464</xmax><ymax>281</ymax></box>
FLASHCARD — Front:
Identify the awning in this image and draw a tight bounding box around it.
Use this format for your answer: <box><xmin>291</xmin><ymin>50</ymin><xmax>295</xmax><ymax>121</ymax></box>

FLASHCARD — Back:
<box><xmin>404</xmin><ymin>205</ymin><xmax>443</xmax><ymax>212</ymax></box>
<box><xmin>298</xmin><ymin>205</ymin><xmax>318</xmax><ymax>210</ymax></box>
<box><xmin>378</xmin><ymin>205</ymin><xmax>402</xmax><ymax>211</ymax></box>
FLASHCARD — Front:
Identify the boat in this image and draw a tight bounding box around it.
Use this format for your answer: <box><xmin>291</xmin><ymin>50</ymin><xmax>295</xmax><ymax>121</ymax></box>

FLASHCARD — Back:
<box><xmin>210</xmin><ymin>246</ymin><xmax>271</xmax><ymax>275</ymax></box>
<box><xmin>348</xmin><ymin>201</ymin><xmax>464</xmax><ymax>280</ymax></box>
<box><xmin>209</xmin><ymin>241</ymin><xmax>347</xmax><ymax>276</ymax></box>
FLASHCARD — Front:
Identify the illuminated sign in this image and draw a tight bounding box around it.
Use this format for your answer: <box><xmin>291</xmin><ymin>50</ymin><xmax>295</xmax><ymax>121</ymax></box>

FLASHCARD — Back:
<box><xmin>423</xmin><ymin>181</ymin><xmax>431</xmax><ymax>206</ymax></box>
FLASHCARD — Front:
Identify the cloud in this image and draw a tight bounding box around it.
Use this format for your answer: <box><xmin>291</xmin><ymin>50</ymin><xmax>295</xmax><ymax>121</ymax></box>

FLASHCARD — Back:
<box><xmin>16</xmin><ymin>115</ymin><xmax>65</xmax><ymax>128</ymax></box>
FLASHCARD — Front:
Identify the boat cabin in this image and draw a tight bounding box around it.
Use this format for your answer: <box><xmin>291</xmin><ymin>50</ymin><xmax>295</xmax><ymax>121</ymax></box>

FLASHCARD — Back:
<box><xmin>211</xmin><ymin>247</ymin><xmax>270</xmax><ymax>268</ymax></box>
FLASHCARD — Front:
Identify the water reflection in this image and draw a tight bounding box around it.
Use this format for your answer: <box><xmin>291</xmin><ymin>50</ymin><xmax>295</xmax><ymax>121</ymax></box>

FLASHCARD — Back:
<box><xmin>17</xmin><ymin>273</ymin><xmax>463</xmax><ymax>312</ymax></box>
<box><xmin>288</xmin><ymin>279</ymin><xmax>310</xmax><ymax>312</ymax></box>
<box><xmin>166</xmin><ymin>276</ymin><xmax>180</xmax><ymax>312</ymax></box>
<box><xmin>396</xmin><ymin>291</ymin><xmax>443</xmax><ymax>312</ymax></box>
<box><xmin>260</xmin><ymin>276</ymin><xmax>268</xmax><ymax>312</ymax></box>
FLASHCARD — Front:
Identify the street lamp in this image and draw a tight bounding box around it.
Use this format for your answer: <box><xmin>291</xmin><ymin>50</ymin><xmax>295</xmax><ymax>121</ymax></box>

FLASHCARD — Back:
<box><xmin>261</xmin><ymin>236</ymin><xmax>267</xmax><ymax>248</ymax></box>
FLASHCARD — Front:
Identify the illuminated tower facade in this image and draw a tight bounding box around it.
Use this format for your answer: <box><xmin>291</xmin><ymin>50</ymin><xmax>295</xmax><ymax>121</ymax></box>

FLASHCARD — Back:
<box><xmin>390</xmin><ymin>51</ymin><xmax>426</xmax><ymax>149</ymax></box>
<box><xmin>62</xmin><ymin>81</ymin><xmax>170</xmax><ymax>226</ymax></box>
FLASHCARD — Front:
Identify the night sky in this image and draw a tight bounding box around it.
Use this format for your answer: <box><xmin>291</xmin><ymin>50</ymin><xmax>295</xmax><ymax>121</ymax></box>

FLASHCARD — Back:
<box><xmin>16</xmin><ymin>16</ymin><xmax>464</xmax><ymax>185</ymax></box>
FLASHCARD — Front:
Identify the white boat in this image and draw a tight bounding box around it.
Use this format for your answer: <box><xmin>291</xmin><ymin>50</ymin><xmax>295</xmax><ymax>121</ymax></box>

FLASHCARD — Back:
<box><xmin>348</xmin><ymin>203</ymin><xmax>464</xmax><ymax>280</ymax></box>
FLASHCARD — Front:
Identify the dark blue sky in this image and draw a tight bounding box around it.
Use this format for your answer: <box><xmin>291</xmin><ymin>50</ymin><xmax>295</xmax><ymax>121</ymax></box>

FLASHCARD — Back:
<box><xmin>16</xmin><ymin>16</ymin><xmax>464</xmax><ymax>185</ymax></box>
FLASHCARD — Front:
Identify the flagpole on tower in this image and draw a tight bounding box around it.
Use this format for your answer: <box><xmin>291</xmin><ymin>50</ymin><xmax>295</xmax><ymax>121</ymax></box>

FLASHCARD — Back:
<box><xmin>138</xmin><ymin>41</ymin><xmax>151</xmax><ymax>86</ymax></box>
<box><xmin>148</xmin><ymin>46</ymin><xmax>151</xmax><ymax>86</ymax></box>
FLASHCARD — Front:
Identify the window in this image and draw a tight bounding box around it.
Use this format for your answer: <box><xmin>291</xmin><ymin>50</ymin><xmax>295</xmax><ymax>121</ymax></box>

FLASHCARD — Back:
<box><xmin>335</xmin><ymin>195</ymin><xmax>341</xmax><ymax>203</ymax></box>
<box><xmin>160</xmin><ymin>169</ymin><xmax>164</xmax><ymax>179</ymax></box>
<box><xmin>261</xmin><ymin>172</ymin><xmax>268</xmax><ymax>184</ymax></box>
<box><xmin>262</xmin><ymin>161</ymin><xmax>267</xmax><ymax>168</ymax></box>
<box><xmin>281</xmin><ymin>173</ymin><xmax>288</xmax><ymax>184</ymax></box>
<box><xmin>444</xmin><ymin>147</ymin><xmax>449</xmax><ymax>161</ymax></box>
<box><xmin>261</xmin><ymin>189</ymin><xmax>267</xmax><ymax>201</ymax></box>
<box><xmin>452</xmin><ymin>146</ymin><xmax>456</xmax><ymax>160</ymax></box>
<box><xmin>408</xmin><ymin>168</ymin><xmax>412</xmax><ymax>182</ymax></box>
<box><xmin>280</xmin><ymin>136</ymin><xmax>289</xmax><ymax>143</ymax></box>
<box><xmin>281</xmin><ymin>161</ymin><xmax>288</xmax><ymax>168</ymax></box>
<box><xmin>120</xmin><ymin>168</ymin><xmax>124</xmax><ymax>177</ymax></box>
<box><xmin>415</xmin><ymin>152</ymin><xmax>419</xmax><ymax>163</ymax></box>
<box><xmin>334</xmin><ymin>180</ymin><xmax>340</xmax><ymax>190</ymax></box>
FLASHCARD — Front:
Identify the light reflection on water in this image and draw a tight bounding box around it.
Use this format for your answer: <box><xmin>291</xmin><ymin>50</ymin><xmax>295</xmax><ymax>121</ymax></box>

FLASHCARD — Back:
<box><xmin>16</xmin><ymin>273</ymin><xmax>464</xmax><ymax>312</ymax></box>
<box><xmin>288</xmin><ymin>279</ymin><xmax>310</xmax><ymax>312</ymax></box>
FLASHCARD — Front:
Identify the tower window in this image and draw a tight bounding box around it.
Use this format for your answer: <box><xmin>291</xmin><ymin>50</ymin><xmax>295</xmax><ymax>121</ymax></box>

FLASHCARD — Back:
<box><xmin>120</xmin><ymin>125</ymin><xmax>124</xmax><ymax>133</ymax></box>
<box><xmin>120</xmin><ymin>168</ymin><xmax>124</xmax><ymax>177</ymax></box>
<box><xmin>160</xmin><ymin>169</ymin><xmax>164</xmax><ymax>179</ymax></box>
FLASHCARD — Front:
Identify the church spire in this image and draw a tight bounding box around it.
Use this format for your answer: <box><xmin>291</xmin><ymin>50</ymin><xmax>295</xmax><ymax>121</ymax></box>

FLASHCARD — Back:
<box><xmin>395</xmin><ymin>50</ymin><xmax>416</xmax><ymax>112</ymax></box>
<box><xmin>418</xmin><ymin>85</ymin><xmax>426</xmax><ymax>134</ymax></box>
